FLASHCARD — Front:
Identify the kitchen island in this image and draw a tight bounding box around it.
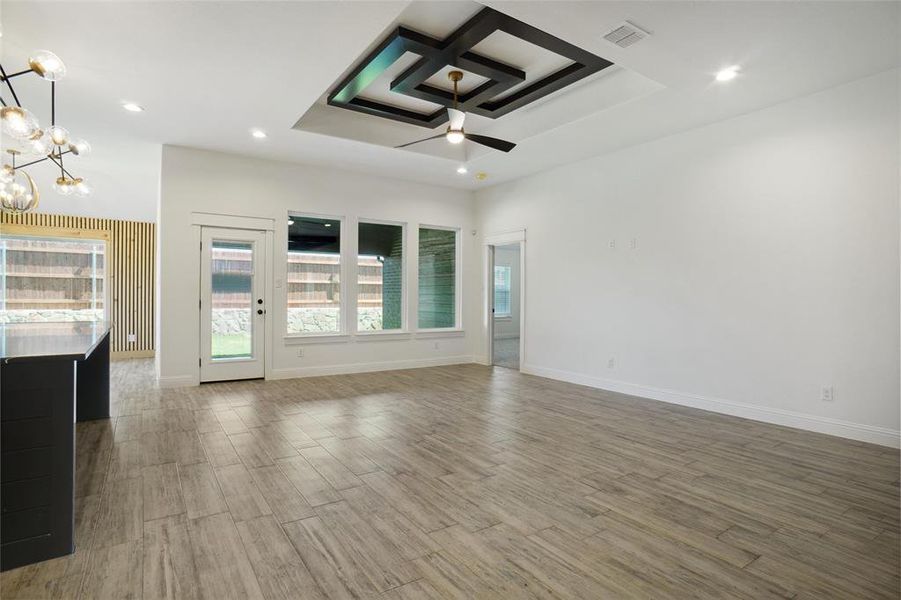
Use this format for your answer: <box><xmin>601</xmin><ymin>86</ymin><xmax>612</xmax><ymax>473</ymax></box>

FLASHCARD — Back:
<box><xmin>0</xmin><ymin>321</ymin><xmax>111</xmax><ymax>571</ymax></box>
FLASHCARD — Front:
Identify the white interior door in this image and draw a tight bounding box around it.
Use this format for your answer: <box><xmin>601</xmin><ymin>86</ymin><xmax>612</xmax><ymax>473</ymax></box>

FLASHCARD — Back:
<box><xmin>200</xmin><ymin>227</ymin><xmax>266</xmax><ymax>382</ymax></box>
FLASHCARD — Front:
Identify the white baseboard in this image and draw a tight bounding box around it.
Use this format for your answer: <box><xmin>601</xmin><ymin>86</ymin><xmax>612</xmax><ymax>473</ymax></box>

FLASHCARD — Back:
<box><xmin>521</xmin><ymin>363</ymin><xmax>900</xmax><ymax>449</ymax></box>
<box><xmin>157</xmin><ymin>374</ymin><xmax>199</xmax><ymax>388</ymax></box>
<box><xmin>269</xmin><ymin>355</ymin><xmax>477</xmax><ymax>380</ymax></box>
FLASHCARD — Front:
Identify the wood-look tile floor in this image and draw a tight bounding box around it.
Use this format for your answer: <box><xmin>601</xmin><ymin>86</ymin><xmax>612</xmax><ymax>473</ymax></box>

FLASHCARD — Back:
<box><xmin>2</xmin><ymin>359</ymin><xmax>898</xmax><ymax>599</ymax></box>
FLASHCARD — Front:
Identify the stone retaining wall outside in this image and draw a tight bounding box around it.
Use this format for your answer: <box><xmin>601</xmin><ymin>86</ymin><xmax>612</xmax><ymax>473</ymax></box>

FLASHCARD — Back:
<box><xmin>213</xmin><ymin>307</ymin><xmax>384</xmax><ymax>334</ymax></box>
<box><xmin>1</xmin><ymin>309</ymin><xmax>105</xmax><ymax>323</ymax></box>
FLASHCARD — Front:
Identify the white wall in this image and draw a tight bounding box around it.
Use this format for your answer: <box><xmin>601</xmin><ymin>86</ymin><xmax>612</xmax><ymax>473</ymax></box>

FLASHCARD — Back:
<box><xmin>20</xmin><ymin>135</ymin><xmax>161</xmax><ymax>223</ymax></box>
<box><xmin>476</xmin><ymin>70</ymin><xmax>901</xmax><ymax>447</ymax></box>
<box><xmin>493</xmin><ymin>245</ymin><xmax>521</xmax><ymax>340</ymax></box>
<box><xmin>157</xmin><ymin>145</ymin><xmax>479</xmax><ymax>386</ymax></box>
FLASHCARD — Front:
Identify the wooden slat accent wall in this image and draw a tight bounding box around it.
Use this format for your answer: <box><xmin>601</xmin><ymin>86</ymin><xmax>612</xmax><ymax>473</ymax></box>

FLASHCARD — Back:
<box><xmin>1</xmin><ymin>212</ymin><xmax>156</xmax><ymax>357</ymax></box>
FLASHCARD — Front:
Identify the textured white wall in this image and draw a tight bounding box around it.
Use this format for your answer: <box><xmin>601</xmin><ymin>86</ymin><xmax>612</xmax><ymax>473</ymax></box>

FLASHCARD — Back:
<box><xmin>476</xmin><ymin>70</ymin><xmax>900</xmax><ymax>446</ymax></box>
<box><xmin>157</xmin><ymin>146</ymin><xmax>478</xmax><ymax>385</ymax></box>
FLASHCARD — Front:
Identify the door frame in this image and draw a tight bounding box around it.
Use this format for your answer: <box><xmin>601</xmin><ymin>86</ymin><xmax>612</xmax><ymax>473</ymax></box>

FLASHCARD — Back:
<box><xmin>483</xmin><ymin>229</ymin><xmax>526</xmax><ymax>370</ymax></box>
<box><xmin>199</xmin><ymin>221</ymin><xmax>275</xmax><ymax>385</ymax></box>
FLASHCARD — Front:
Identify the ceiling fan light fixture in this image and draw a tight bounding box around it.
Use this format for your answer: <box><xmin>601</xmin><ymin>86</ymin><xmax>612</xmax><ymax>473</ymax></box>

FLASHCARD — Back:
<box><xmin>394</xmin><ymin>71</ymin><xmax>515</xmax><ymax>153</ymax></box>
<box><xmin>446</xmin><ymin>130</ymin><xmax>465</xmax><ymax>144</ymax></box>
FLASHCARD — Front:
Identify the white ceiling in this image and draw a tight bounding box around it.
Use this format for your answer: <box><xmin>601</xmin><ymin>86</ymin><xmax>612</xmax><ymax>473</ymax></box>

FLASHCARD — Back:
<box><xmin>1</xmin><ymin>1</ymin><xmax>898</xmax><ymax>221</ymax></box>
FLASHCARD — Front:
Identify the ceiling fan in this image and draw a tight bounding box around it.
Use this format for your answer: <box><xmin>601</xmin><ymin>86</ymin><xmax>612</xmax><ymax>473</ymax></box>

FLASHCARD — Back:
<box><xmin>395</xmin><ymin>71</ymin><xmax>516</xmax><ymax>153</ymax></box>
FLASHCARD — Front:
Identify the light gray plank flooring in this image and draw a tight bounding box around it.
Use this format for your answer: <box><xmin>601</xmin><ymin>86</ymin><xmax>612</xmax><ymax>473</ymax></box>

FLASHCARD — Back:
<box><xmin>2</xmin><ymin>359</ymin><xmax>898</xmax><ymax>599</ymax></box>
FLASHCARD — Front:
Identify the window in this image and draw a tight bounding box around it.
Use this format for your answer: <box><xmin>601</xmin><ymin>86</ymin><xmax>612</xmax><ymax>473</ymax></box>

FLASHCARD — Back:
<box><xmin>286</xmin><ymin>216</ymin><xmax>341</xmax><ymax>334</ymax></box>
<box><xmin>494</xmin><ymin>265</ymin><xmax>512</xmax><ymax>317</ymax></box>
<box><xmin>358</xmin><ymin>222</ymin><xmax>403</xmax><ymax>331</ymax></box>
<box><xmin>0</xmin><ymin>234</ymin><xmax>107</xmax><ymax>323</ymax></box>
<box><xmin>418</xmin><ymin>227</ymin><xmax>457</xmax><ymax>329</ymax></box>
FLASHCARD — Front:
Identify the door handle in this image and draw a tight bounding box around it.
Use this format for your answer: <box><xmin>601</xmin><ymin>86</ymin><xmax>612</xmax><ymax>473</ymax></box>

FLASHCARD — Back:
<box><xmin>257</xmin><ymin>309</ymin><xmax>264</xmax><ymax>315</ymax></box>
<box><xmin>257</xmin><ymin>299</ymin><xmax>263</xmax><ymax>304</ymax></box>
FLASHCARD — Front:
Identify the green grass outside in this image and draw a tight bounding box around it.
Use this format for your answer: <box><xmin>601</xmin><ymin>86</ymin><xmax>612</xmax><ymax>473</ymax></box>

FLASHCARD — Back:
<box><xmin>212</xmin><ymin>333</ymin><xmax>252</xmax><ymax>358</ymax></box>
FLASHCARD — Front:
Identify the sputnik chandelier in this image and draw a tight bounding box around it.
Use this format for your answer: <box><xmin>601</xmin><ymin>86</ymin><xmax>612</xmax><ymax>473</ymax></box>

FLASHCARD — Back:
<box><xmin>0</xmin><ymin>50</ymin><xmax>92</xmax><ymax>214</ymax></box>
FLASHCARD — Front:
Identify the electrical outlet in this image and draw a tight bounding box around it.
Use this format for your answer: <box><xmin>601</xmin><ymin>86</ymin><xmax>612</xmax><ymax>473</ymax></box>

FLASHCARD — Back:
<box><xmin>607</xmin><ymin>357</ymin><xmax>616</xmax><ymax>369</ymax></box>
<box><xmin>127</xmin><ymin>333</ymin><xmax>136</xmax><ymax>342</ymax></box>
<box><xmin>297</xmin><ymin>348</ymin><xmax>304</xmax><ymax>358</ymax></box>
<box><xmin>630</xmin><ymin>238</ymin><xmax>637</xmax><ymax>250</ymax></box>
<box><xmin>608</xmin><ymin>239</ymin><xmax>616</xmax><ymax>249</ymax></box>
<box><xmin>433</xmin><ymin>341</ymin><xmax>441</xmax><ymax>350</ymax></box>
<box><xmin>820</xmin><ymin>386</ymin><xmax>834</xmax><ymax>402</ymax></box>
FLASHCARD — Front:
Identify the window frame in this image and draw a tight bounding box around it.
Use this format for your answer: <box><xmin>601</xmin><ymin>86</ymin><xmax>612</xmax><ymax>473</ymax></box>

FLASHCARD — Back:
<box><xmin>493</xmin><ymin>264</ymin><xmax>512</xmax><ymax>319</ymax></box>
<box><xmin>416</xmin><ymin>224</ymin><xmax>462</xmax><ymax>332</ymax></box>
<box><xmin>0</xmin><ymin>225</ymin><xmax>111</xmax><ymax>323</ymax></box>
<box><xmin>284</xmin><ymin>211</ymin><xmax>347</xmax><ymax>338</ymax></box>
<box><xmin>356</xmin><ymin>217</ymin><xmax>407</xmax><ymax>336</ymax></box>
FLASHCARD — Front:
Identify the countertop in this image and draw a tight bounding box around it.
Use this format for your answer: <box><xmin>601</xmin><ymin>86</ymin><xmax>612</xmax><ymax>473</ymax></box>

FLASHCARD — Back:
<box><xmin>0</xmin><ymin>321</ymin><xmax>111</xmax><ymax>362</ymax></box>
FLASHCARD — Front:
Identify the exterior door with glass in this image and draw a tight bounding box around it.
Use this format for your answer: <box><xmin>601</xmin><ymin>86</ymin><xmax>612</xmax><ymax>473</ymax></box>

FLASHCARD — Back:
<box><xmin>200</xmin><ymin>227</ymin><xmax>266</xmax><ymax>382</ymax></box>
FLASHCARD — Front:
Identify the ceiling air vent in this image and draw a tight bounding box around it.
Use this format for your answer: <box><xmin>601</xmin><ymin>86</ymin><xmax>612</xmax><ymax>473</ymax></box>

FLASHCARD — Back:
<box><xmin>603</xmin><ymin>21</ymin><xmax>650</xmax><ymax>48</ymax></box>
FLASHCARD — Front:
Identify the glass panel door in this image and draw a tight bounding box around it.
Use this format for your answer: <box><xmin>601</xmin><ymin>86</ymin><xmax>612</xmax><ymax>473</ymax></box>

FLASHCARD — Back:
<box><xmin>210</xmin><ymin>240</ymin><xmax>253</xmax><ymax>359</ymax></box>
<box><xmin>200</xmin><ymin>227</ymin><xmax>266</xmax><ymax>382</ymax></box>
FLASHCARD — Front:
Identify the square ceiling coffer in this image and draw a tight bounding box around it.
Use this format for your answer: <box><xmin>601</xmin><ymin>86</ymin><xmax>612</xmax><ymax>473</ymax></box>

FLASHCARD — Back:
<box><xmin>327</xmin><ymin>7</ymin><xmax>614</xmax><ymax>129</ymax></box>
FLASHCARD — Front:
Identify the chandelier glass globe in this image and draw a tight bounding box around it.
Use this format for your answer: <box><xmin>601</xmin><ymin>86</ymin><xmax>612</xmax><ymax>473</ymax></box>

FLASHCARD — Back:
<box><xmin>53</xmin><ymin>176</ymin><xmax>75</xmax><ymax>196</ymax></box>
<box><xmin>28</xmin><ymin>50</ymin><xmax>67</xmax><ymax>82</ymax></box>
<box><xmin>0</xmin><ymin>169</ymin><xmax>40</xmax><ymax>214</ymax></box>
<box><xmin>73</xmin><ymin>178</ymin><xmax>92</xmax><ymax>197</ymax></box>
<box><xmin>48</xmin><ymin>125</ymin><xmax>70</xmax><ymax>146</ymax></box>
<box><xmin>68</xmin><ymin>138</ymin><xmax>91</xmax><ymax>156</ymax></box>
<box><xmin>28</xmin><ymin>131</ymin><xmax>53</xmax><ymax>156</ymax></box>
<box><xmin>1</xmin><ymin>106</ymin><xmax>40</xmax><ymax>140</ymax></box>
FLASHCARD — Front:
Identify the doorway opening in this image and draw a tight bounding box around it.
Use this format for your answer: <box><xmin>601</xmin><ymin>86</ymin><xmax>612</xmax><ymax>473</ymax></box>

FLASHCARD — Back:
<box><xmin>488</xmin><ymin>240</ymin><xmax>523</xmax><ymax>370</ymax></box>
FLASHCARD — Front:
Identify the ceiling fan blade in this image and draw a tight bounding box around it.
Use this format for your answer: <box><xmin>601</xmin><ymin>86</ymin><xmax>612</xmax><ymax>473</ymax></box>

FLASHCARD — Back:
<box><xmin>395</xmin><ymin>134</ymin><xmax>445</xmax><ymax>149</ymax></box>
<box><xmin>447</xmin><ymin>107</ymin><xmax>466</xmax><ymax>131</ymax></box>
<box><xmin>465</xmin><ymin>133</ymin><xmax>516</xmax><ymax>153</ymax></box>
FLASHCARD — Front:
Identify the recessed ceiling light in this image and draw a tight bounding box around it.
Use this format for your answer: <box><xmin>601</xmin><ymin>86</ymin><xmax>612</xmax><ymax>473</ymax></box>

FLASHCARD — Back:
<box><xmin>122</xmin><ymin>102</ymin><xmax>144</xmax><ymax>112</ymax></box>
<box><xmin>475</xmin><ymin>172</ymin><xmax>488</xmax><ymax>181</ymax></box>
<box><xmin>715</xmin><ymin>66</ymin><xmax>740</xmax><ymax>82</ymax></box>
<box><xmin>251</xmin><ymin>129</ymin><xmax>267</xmax><ymax>139</ymax></box>
<box><xmin>456</xmin><ymin>166</ymin><xmax>468</xmax><ymax>174</ymax></box>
